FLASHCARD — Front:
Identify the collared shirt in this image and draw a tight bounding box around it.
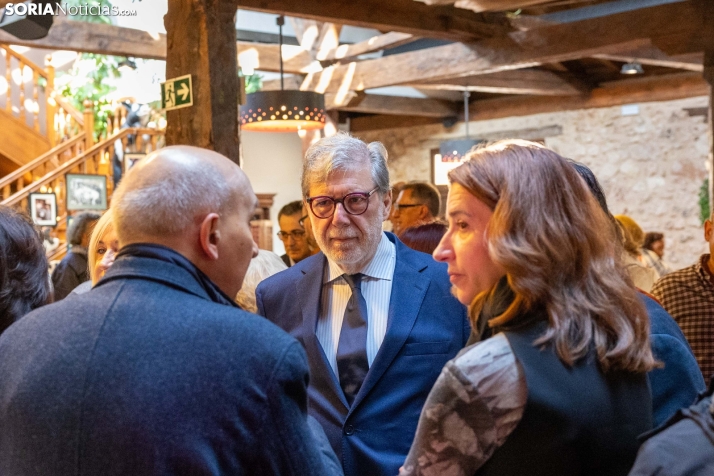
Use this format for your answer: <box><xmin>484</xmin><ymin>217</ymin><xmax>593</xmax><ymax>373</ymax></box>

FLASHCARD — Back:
<box><xmin>316</xmin><ymin>233</ymin><xmax>396</xmax><ymax>376</ymax></box>
<box><xmin>652</xmin><ymin>254</ymin><xmax>714</xmax><ymax>380</ymax></box>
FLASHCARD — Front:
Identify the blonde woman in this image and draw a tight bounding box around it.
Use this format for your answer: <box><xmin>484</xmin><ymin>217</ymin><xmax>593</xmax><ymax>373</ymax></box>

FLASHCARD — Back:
<box><xmin>72</xmin><ymin>210</ymin><xmax>119</xmax><ymax>294</ymax></box>
<box><xmin>401</xmin><ymin>140</ymin><xmax>656</xmax><ymax>476</ymax></box>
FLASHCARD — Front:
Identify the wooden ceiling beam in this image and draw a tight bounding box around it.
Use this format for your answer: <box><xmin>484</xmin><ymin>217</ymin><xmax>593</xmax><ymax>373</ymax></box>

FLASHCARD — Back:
<box><xmin>237</xmin><ymin>0</ymin><xmax>506</xmax><ymax>42</ymax></box>
<box><xmin>452</xmin><ymin>0</ymin><xmax>560</xmax><ymax>14</ymax></box>
<box><xmin>409</xmin><ymin>69</ymin><xmax>583</xmax><ymax>95</ymax></box>
<box><xmin>593</xmin><ymin>46</ymin><xmax>703</xmax><ymax>72</ymax></box>
<box><xmin>326</xmin><ymin>92</ymin><xmax>457</xmax><ymax>117</ymax></box>
<box><xmin>467</xmin><ymin>72</ymin><xmax>708</xmax><ymax>120</ymax></box>
<box><xmin>351</xmin><ymin>71</ymin><xmax>708</xmax><ymax>131</ymax></box>
<box><xmin>302</xmin><ymin>1</ymin><xmax>702</xmax><ymax>93</ymax></box>
<box><xmin>0</xmin><ymin>17</ymin><xmax>317</xmax><ymax>74</ymax></box>
<box><xmin>321</xmin><ymin>32</ymin><xmax>416</xmax><ymax>63</ymax></box>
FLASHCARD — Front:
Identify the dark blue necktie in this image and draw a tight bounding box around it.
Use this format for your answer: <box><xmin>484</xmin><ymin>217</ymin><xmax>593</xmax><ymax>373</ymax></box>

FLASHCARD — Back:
<box><xmin>336</xmin><ymin>273</ymin><xmax>369</xmax><ymax>405</ymax></box>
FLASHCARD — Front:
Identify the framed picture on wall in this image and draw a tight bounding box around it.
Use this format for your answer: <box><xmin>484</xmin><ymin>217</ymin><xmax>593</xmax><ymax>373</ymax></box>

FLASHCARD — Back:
<box><xmin>66</xmin><ymin>174</ymin><xmax>108</xmax><ymax>211</ymax></box>
<box><xmin>29</xmin><ymin>193</ymin><xmax>58</xmax><ymax>227</ymax></box>
<box><xmin>124</xmin><ymin>153</ymin><xmax>146</xmax><ymax>173</ymax></box>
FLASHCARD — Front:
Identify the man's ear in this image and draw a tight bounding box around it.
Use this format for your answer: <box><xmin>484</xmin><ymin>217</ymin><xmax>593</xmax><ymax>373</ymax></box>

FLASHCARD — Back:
<box><xmin>382</xmin><ymin>189</ymin><xmax>392</xmax><ymax>220</ymax></box>
<box><xmin>198</xmin><ymin>213</ymin><xmax>221</xmax><ymax>260</ymax></box>
<box><xmin>418</xmin><ymin>205</ymin><xmax>430</xmax><ymax>220</ymax></box>
<box><xmin>705</xmin><ymin>220</ymin><xmax>713</xmax><ymax>243</ymax></box>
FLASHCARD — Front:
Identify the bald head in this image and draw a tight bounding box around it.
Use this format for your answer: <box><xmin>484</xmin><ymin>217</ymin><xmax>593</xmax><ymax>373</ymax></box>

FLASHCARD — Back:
<box><xmin>111</xmin><ymin>145</ymin><xmax>259</xmax><ymax>298</ymax></box>
<box><xmin>113</xmin><ymin>145</ymin><xmax>253</xmax><ymax>245</ymax></box>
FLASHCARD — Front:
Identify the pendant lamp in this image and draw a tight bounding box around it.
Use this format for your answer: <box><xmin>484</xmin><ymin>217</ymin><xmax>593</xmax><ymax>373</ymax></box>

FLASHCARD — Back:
<box><xmin>438</xmin><ymin>91</ymin><xmax>482</xmax><ymax>162</ymax></box>
<box><xmin>239</xmin><ymin>16</ymin><xmax>326</xmax><ymax>132</ymax></box>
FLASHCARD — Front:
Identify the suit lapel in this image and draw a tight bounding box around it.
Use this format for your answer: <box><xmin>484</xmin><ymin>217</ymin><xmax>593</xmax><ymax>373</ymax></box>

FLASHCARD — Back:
<box><xmin>348</xmin><ymin>242</ymin><xmax>429</xmax><ymax>413</ymax></box>
<box><xmin>295</xmin><ymin>255</ymin><xmax>349</xmax><ymax>411</ymax></box>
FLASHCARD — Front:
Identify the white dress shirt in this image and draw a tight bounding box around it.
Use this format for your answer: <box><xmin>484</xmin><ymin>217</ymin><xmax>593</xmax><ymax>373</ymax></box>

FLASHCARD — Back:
<box><xmin>315</xmin><ymin>233</ymin><xmax>396</xmax><ymax>376</ymax></box>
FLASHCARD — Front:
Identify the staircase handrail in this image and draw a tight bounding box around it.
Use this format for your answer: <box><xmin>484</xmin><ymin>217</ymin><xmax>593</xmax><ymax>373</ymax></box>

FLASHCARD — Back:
<box><xmin>0</xmin><ymin>133</ymin><xmax>85</xmax><ymax>191</ymax></box>
<box><xmin>2</xmin><ymin>127</ymin><xmax>160</xmax><ymax>207</ymax></box>
<box><xmin>1</xmin><ymin>45</ymin><xmax>46</xmax><ymax>80</ymax></box>
<box><xmin>50</xmin><ymin>88</ymin><xmax>84</xmax><ymax>126</ymax></box>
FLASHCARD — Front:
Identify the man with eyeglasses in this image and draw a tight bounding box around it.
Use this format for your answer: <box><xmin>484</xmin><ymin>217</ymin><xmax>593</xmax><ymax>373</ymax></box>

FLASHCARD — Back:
<box><xmin>391</xmin><ymin>182</ymin><xmax>441</xmax><ymax>236</ymax></box>
<box><xmin>256</xmin><ymin>132</ymin><xmax>468</xmax><ymax>476</ymax></box>
<box><xmin>277</xmin><ymin>201</ymin><xmax>313</xmax><ymax>267</ymax></box>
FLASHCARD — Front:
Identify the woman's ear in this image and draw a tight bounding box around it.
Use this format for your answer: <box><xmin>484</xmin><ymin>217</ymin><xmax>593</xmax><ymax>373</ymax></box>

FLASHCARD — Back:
<box><xmin>198</xmin><ymin>213</ymin><xmax>221</xmax><ymax>260</ymax></box>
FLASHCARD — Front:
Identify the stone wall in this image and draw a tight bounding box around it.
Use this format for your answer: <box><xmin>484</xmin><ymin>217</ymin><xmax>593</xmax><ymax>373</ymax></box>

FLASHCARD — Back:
<box><xmin>355</xmin><ymin>96</ymin><xmax>711</xmax><ymax>270</ymax></box>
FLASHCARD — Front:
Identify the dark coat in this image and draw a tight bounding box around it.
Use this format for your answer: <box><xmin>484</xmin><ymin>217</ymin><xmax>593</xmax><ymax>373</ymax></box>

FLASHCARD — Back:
<box><xmin>256</xmin><ymin>232</ymin><xmax>470</xmax><ymax>476</ymax></box>
<box><xmin>51</xmin><ymin>248</ymin><xmax>89</xmax><ymax>300</ymax></box>
<box><xmin>0</xmin><ymin>253</ymin><xmax>331</xmax><ymax>475</ymax></box>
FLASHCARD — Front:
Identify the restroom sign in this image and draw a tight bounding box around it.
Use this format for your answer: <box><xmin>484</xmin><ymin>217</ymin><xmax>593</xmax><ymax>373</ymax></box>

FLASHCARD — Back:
<box><xmin>161</xmin><ymin>74</ymin><xmax>193</xmax><ymax>111</ymax></box>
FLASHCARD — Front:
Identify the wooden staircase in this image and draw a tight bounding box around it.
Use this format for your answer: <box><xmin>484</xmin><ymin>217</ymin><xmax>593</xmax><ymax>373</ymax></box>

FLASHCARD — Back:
<box><xmin>0</xmin><ymin>45</ymin><xmax>87</xmax><ymax>173</ymax></box>
<box><xmin>0</xmin><ymin>44</ymin><xmax>165</xmax><ymax>258</ymax></box>
<box><xmin>0</xmin><ymin>127</ymin><xmax>164</xmax><ymax>259</ymax></box>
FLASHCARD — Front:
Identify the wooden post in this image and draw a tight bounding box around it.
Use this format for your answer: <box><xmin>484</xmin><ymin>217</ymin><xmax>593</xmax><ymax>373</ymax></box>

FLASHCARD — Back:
<box><xmin>83</xmin><ymin>99</ymin><xmax>94</xmax><ymax>148</ymax></box>
<box><xmin>705</xmin><ymin>51</ymin><xmax>714</xmax><ymax>217</ymax></box>
<box><xmin>45</xmin><ymin>55</ymin><xmax>56</xmax><ymax>147</ymax></box>
<box><xmin>163</xmin><ymin>0</ymin><xmax>240</xmax><ymax>164</ymax></box>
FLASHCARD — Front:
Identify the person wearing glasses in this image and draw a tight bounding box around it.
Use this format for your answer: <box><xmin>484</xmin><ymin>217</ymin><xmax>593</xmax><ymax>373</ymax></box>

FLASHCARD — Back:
<box><xmin>391</xmin><ymin>182</ymin><xmax>441</xmax><ymax>237</ymax></box>
<box><xmin>277</xmin><ymin>200</ymin><xmax>314</xmax><ymax>267</ymax></box>
<box><xmin>256</xmin><ymin>132</ymin><xmax>468</xmax><ymax>476</ymax></box>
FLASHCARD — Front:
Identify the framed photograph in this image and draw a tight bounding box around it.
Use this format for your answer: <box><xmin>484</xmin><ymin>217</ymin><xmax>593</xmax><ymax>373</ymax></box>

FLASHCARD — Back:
<box><xmin>124</xmin><ymin>152</ymin><xmax>146</xmax><ymax>173</ymax></box>
<box><xmin>29</xmin><ymin>193</ymin><xmax>57</xmax><ymax>226</ymax></box>
<box><xmin>66</xmin><ymin>174</ymin><xmax>108</xmax><ymax>211</ymax></box>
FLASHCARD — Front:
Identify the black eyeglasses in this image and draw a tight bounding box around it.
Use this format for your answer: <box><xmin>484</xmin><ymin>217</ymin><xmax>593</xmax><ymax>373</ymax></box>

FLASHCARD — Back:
<box><xmin>394</xmin><ymin>203</ymin><xmax>424</xmax><ymax>211</ymax></box>
<box><xmin>306</xmin><ymin>187</ymin><xmax>379</xmax><ymax>219</ymax></box>
<box><xmin>277</xmin><ymin>230</ymin><xmax>306</xmax><ymax>240</ymax></box>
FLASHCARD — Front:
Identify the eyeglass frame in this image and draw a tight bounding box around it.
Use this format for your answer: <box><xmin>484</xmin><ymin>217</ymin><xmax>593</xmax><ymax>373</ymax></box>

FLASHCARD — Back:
<box><xmin>276</xmin><ymin>229</ymin><xmax>307</xmax><ymax>240</ymax></box>
<box><xmin>305</xmin><ymin>186</ymin><xmax>380</xmax><ymax>219</ymax></box>
<box><xmin>393</xmin><ymin>203</ymin><xmax>425</xmax><ymax>211</ymax></box>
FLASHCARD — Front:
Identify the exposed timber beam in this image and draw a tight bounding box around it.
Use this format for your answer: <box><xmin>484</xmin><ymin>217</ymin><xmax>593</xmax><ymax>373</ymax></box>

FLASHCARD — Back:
<box><xmin>593</xmin><ymin>46</ymin><xmax>703</xmax><ymax>72</ymax></box>
<box><xmin>302</xmin><ymin>1</ymin><xmax>703</xmax><ymax>93</ymax></box>
<box><xmin>409</xmin><ymin>69</ymin><xmax>582</xmax><ymax>95</ymax></box>
<box><xmin>321</xmin><ymin>32</ymin><xmax>416</xmax><ymax>63</ymax></box>
<box><xmin>467</xmin><ymin>72</ymin><xmax>707</xmax><ymax>120</ymax></box>
<box><xmin>450</xmin><ymin>0</ymin><xmax>557</xmax><ymax>14</ymax></box>
<box><xmin>0</xmin><ymin>17</ymin><xmax>317</xmax><ymax>74</ymax></box>
<box><xmin>351</xmin><ymin>71</ymin><xmax>708</xmax><ymax>131</ymax></box>
<box><xmin>326</xmin><ymin>92</ymin><xmax>457</xmax><ymax>117</ymax></box>
<box><xmin>237</xmin><ymin>0</ymin><xmax>506</xmax><ymax>42</ymax></box>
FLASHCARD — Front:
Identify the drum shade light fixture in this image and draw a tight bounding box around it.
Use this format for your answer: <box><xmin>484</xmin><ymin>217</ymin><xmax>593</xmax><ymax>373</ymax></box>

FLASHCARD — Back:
<box><xmin>240</xmin><ymin>16</ymin><xmax>326</xmax><ymax>132</ymax></box>
<box><xmin>438</xmin><ymin>91</ymin><xmax>483</xmax><ymax>162</ymax></box>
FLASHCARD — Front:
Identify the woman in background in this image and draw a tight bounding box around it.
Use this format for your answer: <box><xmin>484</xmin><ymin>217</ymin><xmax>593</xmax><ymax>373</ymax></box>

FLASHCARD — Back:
<box><xmin>236</xmin><ymin>249</ymin><xmax>287</xmax><ymax>313</ymax></box>
<box><xmin>0</xmin><ymin>206</ymin><xmax>52</xmax><ymax>335</ymax></box>
<box><xmin>73</xmin><ymin>210</ymin><xmax>120</xmax><ymax>295</ymax></box>
<box><xmin>642</xmin><ymin>231</ymin><xmax>672</xmax><ymax>277</ymax></box>
<box><xmin>51</xmin><ymin>211</ymin><xmax>100</xmax><ymax>300</ymax></box>
<box><xmin>615</xmin><ymin>215</ymin><xmax>658</xmax><ymax>290</ymax></box>
<box><xmin>401</xmin><ymin>140</ymin><xmax>655</xmax><ymax>476</ymax></box>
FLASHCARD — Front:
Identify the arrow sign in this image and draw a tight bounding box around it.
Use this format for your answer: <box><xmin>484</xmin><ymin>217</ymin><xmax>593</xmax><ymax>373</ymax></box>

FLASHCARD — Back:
<box><xmin>161</xmin><ymin>74</ymin><xmax>193</xmax><ymax>111</ymax></box>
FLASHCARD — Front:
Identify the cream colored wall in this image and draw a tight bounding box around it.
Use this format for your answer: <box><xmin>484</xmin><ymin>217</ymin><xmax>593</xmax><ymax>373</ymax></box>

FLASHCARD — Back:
<box><xmin>241</xmin><ymin>131</ymin><xmax>304</xmax><ymax>255</ymax></box>
<box><xmin>356</xmin><ymin>96</ymin><xmax>711</xmax><ymax>270</ymax></box>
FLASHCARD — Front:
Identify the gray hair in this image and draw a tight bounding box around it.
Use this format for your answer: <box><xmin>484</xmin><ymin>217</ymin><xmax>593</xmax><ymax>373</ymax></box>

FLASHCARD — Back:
<box><xmin>235</xmin><ymin>250</ymin><xmax>287</xmax><ymax>313</ymax></box>
<box><xmin>301</xmin><ymin>132</ymin><xmax>389</xmax><ymax>197</ymax></box>
<box><xmin>67</xmin><ymin>211</ymin><xmax>100</xmax><ymax>246</ymax></box>
<box><xmin>112</xmin><ymin>151</ymin><xmax>233</xmax><ymax>242</ymax></box>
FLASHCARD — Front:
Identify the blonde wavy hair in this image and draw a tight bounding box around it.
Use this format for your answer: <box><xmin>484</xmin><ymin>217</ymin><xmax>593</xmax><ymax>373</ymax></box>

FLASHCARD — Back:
<box><xmin>88</xmin><ymin>210</ymin><xmax>114</xmax><ymax>284</ymax></box>
<box><xmin>450</xmin><ymin>140</ymin><xmax>655</xmax><ymax>373</ymax></box>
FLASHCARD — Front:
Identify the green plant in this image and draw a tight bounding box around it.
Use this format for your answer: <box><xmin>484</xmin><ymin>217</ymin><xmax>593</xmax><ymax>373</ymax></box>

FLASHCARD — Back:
<box><xmin>57</xmin><ymin>54</ymin><xmax>124</xmax><ymax>140</ymax></box>
<box><xmin>700</xmin><ymin>178</ymin><xmax>711</xmax><ymax>224</ymax></box>
<box><xmin>244</xmin><ymin>74</ymin><xmax>262</xmax><ymax>94</ymax></box>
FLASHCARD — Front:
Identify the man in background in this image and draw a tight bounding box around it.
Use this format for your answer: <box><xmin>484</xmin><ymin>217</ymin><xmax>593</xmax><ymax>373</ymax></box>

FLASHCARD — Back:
<box><xmin>653</xmin><ymin>212</ymin><xmax>714</xmax><ymax>383</ymax></box>
<box><xmin>278</xmin><ymin>200</ymin><xmax>313</xmax><ymax>267</ymax></box>
<box><xmin>391</xmin><ymin>181</ymin><xmax>440</xmax><ymax>236</ymax></box>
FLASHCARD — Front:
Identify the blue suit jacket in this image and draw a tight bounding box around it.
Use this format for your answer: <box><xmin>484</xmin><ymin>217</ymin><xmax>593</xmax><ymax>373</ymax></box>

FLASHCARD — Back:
<box><xmin>0</xmin><ymin>253</ymin><xmax>332</xmax><ymax>475</ymax></box>
<box><xmin>256</xmin><ymin>232</ymin><xmax>469</xmax><ymax>476</ymax></box>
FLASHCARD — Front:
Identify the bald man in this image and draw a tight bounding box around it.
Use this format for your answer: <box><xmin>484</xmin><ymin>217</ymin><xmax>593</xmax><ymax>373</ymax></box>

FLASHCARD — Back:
<box><xmin>0</xmin><ymin>146</ymin><xmax>336</xmax><ymax>475</ymax></box>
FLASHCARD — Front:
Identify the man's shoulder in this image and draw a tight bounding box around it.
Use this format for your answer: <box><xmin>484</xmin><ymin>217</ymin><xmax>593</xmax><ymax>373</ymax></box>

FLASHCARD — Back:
<box><xmin>652</xmin><ymin>263</ymin><xmax>700</xmax><ymax>294</ymax></box>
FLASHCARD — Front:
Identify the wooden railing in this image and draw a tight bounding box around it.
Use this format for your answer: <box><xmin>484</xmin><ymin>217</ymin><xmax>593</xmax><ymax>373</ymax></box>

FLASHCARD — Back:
<box><xmin>0</xmin><ymin>45</ymin><xmax>84</xmax><ymax>146</ymax></box>
<box><xmin>2</xmin><ymin>128</ymin><xmax>164</xmax><ymax>243</ymax></box>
